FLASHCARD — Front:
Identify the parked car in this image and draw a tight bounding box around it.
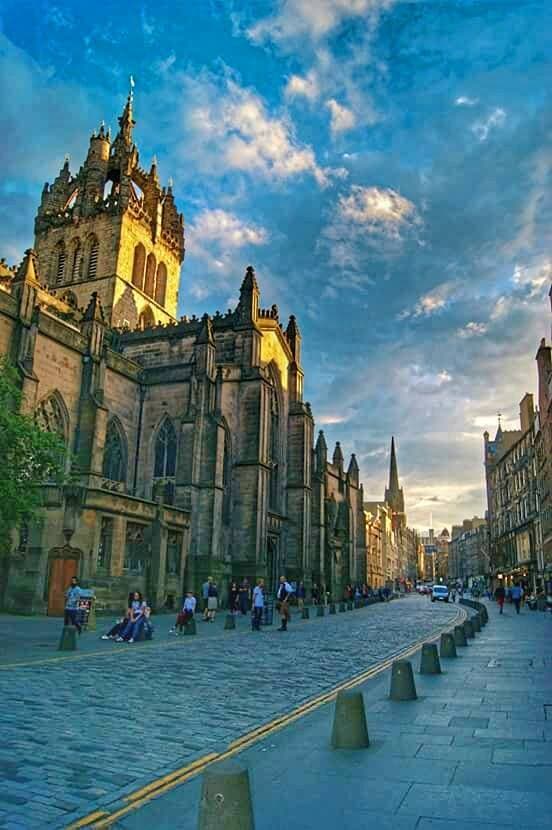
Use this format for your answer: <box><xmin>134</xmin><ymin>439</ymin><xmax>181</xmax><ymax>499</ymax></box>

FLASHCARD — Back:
<box><xmin>431</xmin><ymin>585</ymin><xmax>449</xmax><ymax>603</ymax></box>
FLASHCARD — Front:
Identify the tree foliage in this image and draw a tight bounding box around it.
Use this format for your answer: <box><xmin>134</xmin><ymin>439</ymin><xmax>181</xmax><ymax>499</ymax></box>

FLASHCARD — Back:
<box><xmin>0</xmin><ymin>358</ymin><xmax>66</xmax><ymax>546</ymax></box>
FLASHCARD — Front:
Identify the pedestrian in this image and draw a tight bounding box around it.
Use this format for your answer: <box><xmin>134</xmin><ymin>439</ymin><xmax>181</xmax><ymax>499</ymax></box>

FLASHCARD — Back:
<box><xmin>494</xmin><ymin>582</ymin><xmax>506</xmax><ymax>614</ymax></box>
<box><xmin>297</xmin><ymin>581</ymin><xmax>306</xmax><ymax>610</ymax></box>
<box><xmin>311</xmin><ymin>583</ymin><xmax>320</xmax><ymax>605</ymax></box>
<box><xmin>276</xmin><ymin>575</ymin><xmax>293</xmax><ymax>631</ymax></box>
<box><xmin>202</xmin><ymin>576</ymin><xmax>211</xmax><ymax>621</ymax></box>
<box><xmin>239</xmin><ymin>579</ymin><xmax>250</xmax><ymax>615</ymax></box>
<box><xmin>64</xmin><ymin>576</ymin><xmax>83</xmax><ymax>634</ymax></box>
<box><xmin>511</xmin><ymin>582</ymin><xmax>523</xmax><ymax>614</ymax></box>
<box><xmin>207</xmin><ymin>580</ymin><xmax>218</xmax><ymax>622</ymax></box>
<box><xmin>228</xmin><ymin>581</ymin><xmax>239</xmax><ymax>614</ymax></box>
<box><xmin>451</xmin><ymin>588</ymin><xmax>456</xmax><ymax>603</ymax></box>
<box><xmin>252</xmin><ymin>579</ymin><xmax>264</xmax><ymax>631</ymax></box>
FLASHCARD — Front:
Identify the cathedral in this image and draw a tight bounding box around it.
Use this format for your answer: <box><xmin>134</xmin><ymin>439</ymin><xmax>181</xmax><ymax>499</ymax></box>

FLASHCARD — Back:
<box><xmin>0</xmin><ymin>92</ymin><xmax>366</xmax><ymax>614</ymax></box>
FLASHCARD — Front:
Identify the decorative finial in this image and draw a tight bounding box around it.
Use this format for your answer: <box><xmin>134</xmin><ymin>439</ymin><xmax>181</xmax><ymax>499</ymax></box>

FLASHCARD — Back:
<box><xmin>152</xmin><ymin>154</ymin><xmax>157</xmax><ymax>166</ymax></box>
<box><xmin>497</xmin><ymin>412</ymin><xmax>502</xmax><ymax>427</ymax></box>
<box><xmin>63</xmin><ymin>153</ymin><xmax>70</xmax><ymax>166</ymax></box>
<box><xmin>129</xmin><ymin>74</ymin><xmax>135</xmax><ymax>100</ymax></box>
<box><xmin>168</xmin><ymin>176</ymin><xmax>173</xmax><ymax>189</ymax></box>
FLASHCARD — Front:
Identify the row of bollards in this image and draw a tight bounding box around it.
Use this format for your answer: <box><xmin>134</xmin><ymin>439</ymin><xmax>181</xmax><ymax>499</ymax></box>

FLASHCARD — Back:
<box><xmin>196</xmin><ymin>604</ymin><xmax>489</xmax><ymax>827</ymax></box>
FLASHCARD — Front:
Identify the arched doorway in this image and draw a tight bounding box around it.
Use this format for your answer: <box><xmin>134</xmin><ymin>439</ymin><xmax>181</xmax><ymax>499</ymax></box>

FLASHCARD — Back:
<box><xmin>47</xmin><ymin>546</ymin><xmax>81</xmax><ymax>616</ymax></box>
<box><xmin>266</xmin><ymin>536</ymin><xmax>281</xmax><ymax>595</ymax></box>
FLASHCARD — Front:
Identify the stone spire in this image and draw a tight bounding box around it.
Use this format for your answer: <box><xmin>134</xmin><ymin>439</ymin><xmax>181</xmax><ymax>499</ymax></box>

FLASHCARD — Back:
<box><xmin>333</xmin><ymin>441</ymin><xmax>344</xmax><ymax>471</ymax></box>
<box><xmin>347</xmin><ymin>453</ymin><xmax>359</xmax><ymax>486</ymax></box>
<box><xmin>117</xmin><ymin>78</ymin><xmax>136</xmax><ymax>146</ymax></box>
<box><xmin>237</xmin><ymin>265</ymin><xmax>259</xmax><ymax>323</ymax></box>
<box><xmin>13</xmin><ymin>249</ymin><xmax>39</xmax><ymax>284</ymax></box>
<box><xmin>82</xmin><ymin>292</ymin><xmax>105</xmax><ymax>324</ymax></box>
<box><xmin>384</xmin><ymin>436</ymin><xmax>405</xmax><ymax>517</ymax></box>
<box><xmin>315</xmin><ymin>429</ymin><xmax>327</xmax><ymax>462</ymax></box>
<box><xmin>196</xmin><ymin>312</ymin><xmax>215</xmax><ymax>345</ymax></box>
<box><xmin>285</xmin><ymin>314</ymin><xmax>301</xmax><ymax>361</ymax></box>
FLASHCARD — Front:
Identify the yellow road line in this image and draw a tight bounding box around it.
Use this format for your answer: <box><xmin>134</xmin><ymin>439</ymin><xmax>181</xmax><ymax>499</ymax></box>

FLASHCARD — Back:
<box><xmin>67</xmin><ymin>606</ymin><xmax>466</xmax><ymax>829</ymax></box>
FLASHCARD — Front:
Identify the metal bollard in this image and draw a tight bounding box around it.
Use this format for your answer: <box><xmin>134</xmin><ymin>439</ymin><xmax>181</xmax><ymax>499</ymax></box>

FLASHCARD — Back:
<box><xmin>58</xmin><ymin>625</ymin><xmax>77</xmax><ymax>651</ymax></box>
<box><xmin>224</xmin><ymin>614</ymin><xmax>236</xmax><ymax>630</ymax></box>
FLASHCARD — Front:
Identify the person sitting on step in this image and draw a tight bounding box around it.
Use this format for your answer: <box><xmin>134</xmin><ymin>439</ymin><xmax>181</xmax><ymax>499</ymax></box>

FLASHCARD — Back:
<box><xmin>116</xmin><ymin>591</ymin><xmax>146</xmax><ymax>642</ymax></box>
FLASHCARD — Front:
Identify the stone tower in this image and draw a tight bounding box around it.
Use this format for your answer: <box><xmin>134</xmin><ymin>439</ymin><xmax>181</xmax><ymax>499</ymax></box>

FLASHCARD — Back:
<box><xmin>33</xmin><ymin>86</ymin><xmax>185</xmax><ymax>329</ymax></box>
<box><xmin>384</xmin><ymin>436</ymin><xmax>406</xmax><ymax>528</ymax></box>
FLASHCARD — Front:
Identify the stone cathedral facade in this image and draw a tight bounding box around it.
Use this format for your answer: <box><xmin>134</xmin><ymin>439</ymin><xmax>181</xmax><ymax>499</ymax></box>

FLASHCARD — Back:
<box><xmin>0</xmin><ymin>94</ymin><xmax>366</xmax><ymax>614</ymax></box>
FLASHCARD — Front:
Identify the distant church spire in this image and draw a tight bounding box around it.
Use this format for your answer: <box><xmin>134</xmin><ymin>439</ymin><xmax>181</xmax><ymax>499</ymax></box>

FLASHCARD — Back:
<box><xmin>388</xmin><ymin>436</ymin><xmax>399</xmax><ymax>495</ymax></box>
<box><xmin>384</xmin><ymin>435</ymin><xmax>405</xmax><ymax>520</ymax></box>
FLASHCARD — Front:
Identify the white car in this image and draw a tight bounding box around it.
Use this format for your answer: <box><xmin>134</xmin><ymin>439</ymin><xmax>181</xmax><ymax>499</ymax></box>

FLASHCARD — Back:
<box><xmin>431</xmin><ymin>585</ymin><xmax>449</xmax><ymax>603</ymax></box>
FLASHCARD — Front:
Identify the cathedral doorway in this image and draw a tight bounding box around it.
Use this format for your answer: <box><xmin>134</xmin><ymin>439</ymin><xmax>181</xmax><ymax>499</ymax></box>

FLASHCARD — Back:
<box><xmin>47</xmin><ymin>548</ymin><xmax>81</xmax><ymax>616</ymax></box>
<box><xmin>266</xmin><ymin>536</ymin><xmax>281</xmax><ymax>595</ymax></box>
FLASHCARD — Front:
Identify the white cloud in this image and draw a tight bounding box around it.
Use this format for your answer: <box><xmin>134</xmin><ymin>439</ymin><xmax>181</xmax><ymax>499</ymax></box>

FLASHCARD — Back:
<box><xmin>285</xmin><ymin>72</ymin><xmax>320</xmax><ymax>101</ymax></box>
<box><xmin>188</xmin><ymin>209</ymin><xmax>268</xmax><ymax>275</ymax></box>
<box><xmin>471</xmin><ymin>107</ymin><xmax>506</xmax><ymax>141</ymax></box>
<box><xmin>400</xmin><ymin>282</ymin><xmax>458</xmax><ymax>319</ymax></box>
<box><xmin>326</xmin><ymin>99</ymin><xmax>356</xmax><ymax>134</ymax></box>
<box><xmin>512</xmin><ymin>259</ymin><xmax>551</xmax><ymax>297</ymax></box>
<box><xmin>184</xmin><ymin>73</ymin><xmax>344</xmax><ymax>187</ymax></box>
<box><xmin>338</xmin><ymin>185</ymin><xmax>419</xmax><ymax>237</ymax></box>
<box><xmin>458</xmin><ymin>321</ymin><xmax>488</xmax><ymax>338</ymax></box>
<box><xmin>191</xmin><ymin>209</ymin><xmax>268</xmax><ymax>249</ymax></box>
<box><xmin>455</xmin><ymin>96</ymin><xmax>478</xmax><ymax>107</ymax></box>
<box><xmin>504</xmin><ymin>149</ymin><xmax>552</xmax><ymax>256</ymax></box>
<box><xmin>248</xmin><ymin>0</ymin><xmax>393</xmax><ymax>46</ymax></box>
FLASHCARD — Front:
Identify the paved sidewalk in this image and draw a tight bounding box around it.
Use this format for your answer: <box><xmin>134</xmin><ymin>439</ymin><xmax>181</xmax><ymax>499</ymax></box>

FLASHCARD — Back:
<box><xmin>117</xmin><ymin>601</ymin><xmax>552</xmax><ymax>830</ymax></box>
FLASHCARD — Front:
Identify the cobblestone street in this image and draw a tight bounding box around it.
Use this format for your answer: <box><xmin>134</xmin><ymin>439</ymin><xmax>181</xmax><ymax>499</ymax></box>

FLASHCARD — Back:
<box><xmin>0</xmin><ymin>596</ymin><xmax>459</xmax><ymax>828</ymax></box>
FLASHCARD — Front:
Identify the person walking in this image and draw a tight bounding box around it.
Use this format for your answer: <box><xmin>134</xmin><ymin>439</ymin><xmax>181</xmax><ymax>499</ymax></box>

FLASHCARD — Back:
<box><xmin>64</xmin><ymin>576</ymin><xmax>83</xmax><ymax>634</ymax></box>
<box><xmin>202</xmin><ymin>577</ymin><xmax>212</xmax><ymax>621</ymax></box>
<box><xmin>207</xmin><ymin>580</ymin><xmax>218</xmax><ymax>622</ymax></box>
<box><xmin>495</xmin><ymin>582</ymin><xmax>506</xmax><ymax>614</ymax></box>
<box><xmin>276</xmin><ymin>576</ymin><xmax>293</xmax><ymax>631</ymax></box>
<box><xmin>297</xmin><ymin>581</ymin><xmax>306</xmax><ymax>611</ymax></box>
<box><xmin>239</xmin><ymin>579</ymin><xmax>250</xmax><ymax>615</ymax></box>
<box><xmin>511</xmin><ymin>582</ymin><xmax>523</xmax><ymax>614</ymax></box>
<box><xmin>252</xmin><ymin>579</ymin><xmax>264</xmax><ymax>631</ymax></box>
<box><xmin>228</xmin><ymin>581</ymin><xmax>239</xmax><ymax>614</ymax></box>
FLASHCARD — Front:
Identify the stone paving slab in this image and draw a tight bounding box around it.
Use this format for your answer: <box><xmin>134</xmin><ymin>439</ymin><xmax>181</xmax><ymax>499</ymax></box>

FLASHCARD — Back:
<box><xmin>115</xmin><ymin>600</ymin><xmax>552</xmax><ymax>830</ymax></box>
<box><xmin>0</xmin><ymin>596</ymin><xmax>461</xmax><ymax>828</ymax></box>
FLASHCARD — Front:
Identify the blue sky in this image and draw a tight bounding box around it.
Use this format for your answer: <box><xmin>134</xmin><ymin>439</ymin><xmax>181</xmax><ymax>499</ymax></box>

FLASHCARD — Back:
<box><xmin>0</xmin><ymin>0</ymin><xmax>550</xmax><ymax>530</ymax></box>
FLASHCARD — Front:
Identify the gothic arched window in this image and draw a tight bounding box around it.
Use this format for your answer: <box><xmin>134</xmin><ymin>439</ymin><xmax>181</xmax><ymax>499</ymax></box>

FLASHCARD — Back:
<box><xmin>132</xmin><ymin>243</ymin><xmax>145</xmax><ymax>290</ymax></box>
<box><xmin>102</xmin><ymin>419</ymin><xmax>127</xmax><ymax>483</ymax></box>
<box><xmin>138</xmin><ymin>306</ymin><xmax>155</xmax><ymax>330</ymax></box>
<box><xmin>71</xmin><ymin>239</ymin><xmax>82</xmax><ymax>281</ymax></box>
<box><xmin>54</xmin><ymin>242</ymin><xmax>66</xmax><ymax>286</ymax></box>
<box><xmin>87</xmin><ymin>235</ymin><xmax>99</xmax><ymax>279</ymax></box>
<box><xmin>154</xmin><ymin>418</ymin><xmax>177</xmax><ymax>479</ymax></box>
<box><xmin>144</xmin><ymin>252</ymin><xmax>156</xmax><ymax>297</ymax></box>
<box><xmin>36</xmin><ymin>392</ymin><xmax>67</xmax><ymax>444</ymax></box>
<box><xmin>269</xmin><ymin>386</ymin><xmax>279</xmax><ymax>511</ymax></box>
<box><xmin>155</xmin><ymin>262</ymin><xmax>167</xmax><ymax>306</ymax></box>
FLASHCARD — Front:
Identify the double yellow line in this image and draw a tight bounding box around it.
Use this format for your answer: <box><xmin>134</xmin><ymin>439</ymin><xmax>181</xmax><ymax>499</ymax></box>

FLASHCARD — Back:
<box><xmin>67</xmin><ymin>606</ymin><xmax>466</xmax><ymax>829</ymax></box>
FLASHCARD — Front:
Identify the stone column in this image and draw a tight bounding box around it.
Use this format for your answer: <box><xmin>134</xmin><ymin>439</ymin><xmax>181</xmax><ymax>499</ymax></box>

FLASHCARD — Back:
<box><xmin>110</xmin><ymin>515</ymin><xmax>126</xmax><ymax>577</ymax></box>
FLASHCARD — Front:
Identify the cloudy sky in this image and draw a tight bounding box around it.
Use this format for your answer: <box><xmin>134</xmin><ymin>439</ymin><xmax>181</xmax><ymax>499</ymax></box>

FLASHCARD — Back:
<box><xmin>0</xmin><ymin>0</ymin><xmax>550</xmax><ymax>530</ymax></box>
